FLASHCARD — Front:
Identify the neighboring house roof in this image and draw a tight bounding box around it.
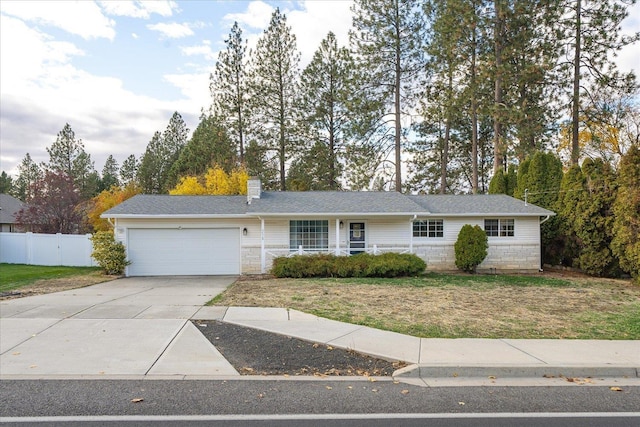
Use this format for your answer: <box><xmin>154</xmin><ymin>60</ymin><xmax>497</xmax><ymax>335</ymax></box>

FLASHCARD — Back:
<box><xmin>408</xmin><ymin>194</ymin><xmax>555</xmax><ymax>217</ymax></box>
<box><xmin>0</xmin><ymin>193</ymin><xmax>24</xmax><ymax>224</ymax></box>
<box><xmin>102</xmin><ymin>191</ymin><xmax>554</xmax><ymax>219</ymax></box>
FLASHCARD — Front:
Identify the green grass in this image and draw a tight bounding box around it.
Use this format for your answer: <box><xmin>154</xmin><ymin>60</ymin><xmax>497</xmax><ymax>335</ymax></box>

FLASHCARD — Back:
<box><xmin>0</xmin><ymin>264</ymin><xmax>101</xmax><ymax>293</ymax></box>
<box><xmin>313</xmin><ymin>272</ymin><xmax>572</xmax><ymax>288</ymax></box>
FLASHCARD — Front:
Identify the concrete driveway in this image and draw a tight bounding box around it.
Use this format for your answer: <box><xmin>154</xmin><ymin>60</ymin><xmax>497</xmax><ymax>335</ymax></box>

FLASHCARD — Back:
<box><xmin>0</xmin><ymin>276</ymin><xmax>239</xmax><ymax>378</ymax></box>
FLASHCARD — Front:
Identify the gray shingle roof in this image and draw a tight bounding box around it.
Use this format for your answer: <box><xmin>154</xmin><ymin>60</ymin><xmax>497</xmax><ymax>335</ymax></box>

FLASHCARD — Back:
<box><xmin>102</xmin><ymin>195</ymin><xmax>248</xmax><ymax>217</ymax></box>
<box><xmin>102</xmin><ymin>192</ymin><xmax>554</xmax><ymax>218</ymax></box>
<box><xmin>246</xmin><ymin>191</ymin><xmax>425</xmax><ymax>215</ymax></box>
<box><xmin>408</xmin><ymin>194</ymin><xmax>554</xmax><ymax>216</ymax></box>
<box><xmin>0</xmin><ymin>194</ymin><xmax>24</xmax><ymax>224</ymax></box>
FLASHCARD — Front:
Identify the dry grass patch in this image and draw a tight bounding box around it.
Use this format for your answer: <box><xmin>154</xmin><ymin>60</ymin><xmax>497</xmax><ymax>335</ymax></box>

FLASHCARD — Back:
<box><xmin>212</xmin><ymin>273</ymin><xmax>640</xmax><ymax>339</ymax></box>
<box><xmin>0</xmin><ymin>271</ymin><xmax>117</xmax><ymax>300</ymax></box>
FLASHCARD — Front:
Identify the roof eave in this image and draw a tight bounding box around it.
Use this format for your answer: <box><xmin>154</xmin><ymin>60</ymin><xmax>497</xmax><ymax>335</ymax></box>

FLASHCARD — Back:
<box><xmin>100</xmin><ymin>214</ymin><xmax>248</xmax><ymax>219</ymax></box>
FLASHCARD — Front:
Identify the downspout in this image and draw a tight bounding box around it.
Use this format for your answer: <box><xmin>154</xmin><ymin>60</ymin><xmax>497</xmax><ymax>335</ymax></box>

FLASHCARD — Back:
<box><xmin>335</xmin><ymin>218</ymin><xmax>340</xmax><ymax>256</ymax></box>
<box><xmin>540</xmin><ymin>215</ymin><xmax>551</xmax><ymax>225</ymax></box>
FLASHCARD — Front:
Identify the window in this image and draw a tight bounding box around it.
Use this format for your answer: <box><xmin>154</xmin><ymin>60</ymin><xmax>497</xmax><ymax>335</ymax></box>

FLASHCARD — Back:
<box><xmin>484</xmin><ymin>219</ymin><xmax>514</xmax><ymax>237</ymax></box>
<box><xmin>290</xmin><ymin>220</ymin><xmax>328</xmax><ymax>251</ymax></box>
<box><xmin>413</xmin><ymin>219</ymin><xmax>443</xmax><ymax>238</ymax></box>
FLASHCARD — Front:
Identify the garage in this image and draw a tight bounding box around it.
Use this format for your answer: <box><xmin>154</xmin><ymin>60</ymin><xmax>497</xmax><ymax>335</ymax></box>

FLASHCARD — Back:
<box><xmin>126</xmin><ymin>228</ymin><xmax>240</xmax><ymax>276</ymax></box>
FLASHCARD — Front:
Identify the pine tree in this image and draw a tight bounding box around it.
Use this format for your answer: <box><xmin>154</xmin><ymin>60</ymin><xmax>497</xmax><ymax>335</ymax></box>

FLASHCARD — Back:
<box><xmin>211</xmin><ymin>21</ymin><xmax>249</xmax><ymax>164</ymax></box>
<box><xmin>14</xmin><ymin>153</ymin><xmax>43</xmax><ymax>201</ymax></box>
<box><xmin>168</xmin><ymin>114</ymin><xmax>236</xmax><ymax>186</ymax></box>
<box><xmin>561</xmin><ymin>0</ymin><xmax>640</xmax><ymax>165</ymax></box>
<box><xmin>45</xmin><ymin>123</ymin><xmax>96</xmax><ymax>198</ymax></box>
<box><xmin>100</xmin><ymin>155</ymin><xmax>120</xmax><ymax>191</ymax></box>
<box><xmin>0</xmin><ymin>171</ymin><xmax>15</xmax><ymax>195</ymax></box>
<box><xmin>297</xmin><ymin>32</ymin><xmax>354</xmax><ymax>190</ymax></box>
<box><xmin>119</xmin><ymin>155</ymin><xmax>138</xmax><ymax>187</ymax></box>
<box><xmin>350</xmin><ymin>0</ymin><xmax>427</xmax><ymax>192</ymax></box>
<box><xmin>611</xmin><ymin>144</ymin><xmax>640</xmax><ymax>283</ymax></box>
<box><xmin>248</xmin><ymin>8</ymin><xmax>301</xmax><ymax>191</ymax></box>
<box><xmin>138</xmin><ymin>112</ymin><xmax>189</xmax><ymax>194</ymax></box>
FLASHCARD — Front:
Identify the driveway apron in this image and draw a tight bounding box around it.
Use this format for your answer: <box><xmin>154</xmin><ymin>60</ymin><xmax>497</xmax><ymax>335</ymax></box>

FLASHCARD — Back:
<box><xmin>0</xmin><ymin>276</ymin><xmax>239</xmax><ymax>378</ymax></box>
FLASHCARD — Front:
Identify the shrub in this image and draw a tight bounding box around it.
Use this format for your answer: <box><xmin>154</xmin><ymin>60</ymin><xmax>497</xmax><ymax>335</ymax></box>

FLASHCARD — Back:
<box><xmin>90</xmin><ymin>231</ymin><xmax>130</xmax><ymax>275</ymax></box>
<box><xmin>271</xmin><ymin>252</ymin><xmax>426</xmax><ymax>278</ymax></box>
<box><xmin>454</xmin><ymin>224</ymin><xmax>488</xmax><ymax>273</ymax></box>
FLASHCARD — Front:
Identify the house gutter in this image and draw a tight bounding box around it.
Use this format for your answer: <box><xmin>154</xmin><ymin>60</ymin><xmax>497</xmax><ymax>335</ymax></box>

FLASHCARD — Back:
<box><xmin>540</xmin><ymin>215</ymin><xmax>551</xmax><ymax>225</ymax></box>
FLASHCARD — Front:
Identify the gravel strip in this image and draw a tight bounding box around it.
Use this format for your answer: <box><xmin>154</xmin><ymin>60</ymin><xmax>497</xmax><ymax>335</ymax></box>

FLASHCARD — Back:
<box><xmin>193</xmin><ymin>320</ymin><xmax>406</xmax><ymax>376</ymax></box>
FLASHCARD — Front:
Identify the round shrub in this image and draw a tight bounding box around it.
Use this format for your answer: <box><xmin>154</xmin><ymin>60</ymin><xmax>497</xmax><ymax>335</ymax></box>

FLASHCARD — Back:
<box><xmin>454</xmin><ymin>224</ymin><xmax>488</xmax><ymax>273</ymax></box>
<box><xmin>90</xmin><ymin>231</ymin><xmax>130</xmax><ymax>275</ymax></box>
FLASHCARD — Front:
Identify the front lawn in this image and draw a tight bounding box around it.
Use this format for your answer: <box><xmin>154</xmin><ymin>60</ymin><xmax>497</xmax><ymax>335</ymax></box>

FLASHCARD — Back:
<box><xmin>0</xmin><ymin>264</ymin><xmax>108</xmax><ymax>295</ymax></box>
<box><xmin>211</xmin><ymin>272</ymin><xmax>640</xmax><ymax>340</ymax></box>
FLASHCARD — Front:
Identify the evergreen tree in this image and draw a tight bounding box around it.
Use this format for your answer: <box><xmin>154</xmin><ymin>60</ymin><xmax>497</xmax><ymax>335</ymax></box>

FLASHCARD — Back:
<box><xmin>119</xmin><ymin>154</ymin><xmax>138</xmax><ymax>187</ymax></box>
<box><xmin>45</xmin><ymin>123</ymin><xmax>96</xmax><ymax>198</ymax></box>
<box><xmin>211</xmin><ymin>21</ymin><xmax>249</xmax><ymax>164</ymax></box>
<box><xmin>0</xmin><ymin>171</ymin><xmax>14</xmax><ymax>195</ymax></box>
<box><xmin>488</xmin><ymin>169</ymin><xmax>507</xmax><ymax>194</ymax></box>
<box><xmin>14</xmin><ymin>153</ymin><xmax>43</xmax><ymax>201</ymax></box>
<box><xmin>100</xmin><ymin>155</ymin><xmax>120</xmax><ymax>191</ymax></box>
<box><xmin>298</xmin><ymin>32</ymin><xmax>355</xmax><ymax>190</ymax></box>
<box><xmin>138</xmin><ymin>112</ymin><xmax>189</xmax><ymax>194</ymax></box>
<box><xmin>248</xmin><ymin>8</ymin><xmax>301</xmax><ymax>191</ymax></box>
<box><xmin>611</xmin><ymin>144</ymin><xmax>640</xmax><ymax>283</ymax></box>
<box><xmin>561</xmin><ymin>0</ymin><xmax>639</xmax><ymax>165</ymax></box>
<box><xmin>514</xmin><ymin>151</ymin><xmax>563</xmax><ymax>263</ymax></box>
<box><xmin>168</xmin><ymin>114</ymin><xmax>237</xmax><ymax>185</ymax></box>
<box><xmin>350</xmin><ymin>0</ymin><xmax>427</xmax><ymax>191</ymax></box>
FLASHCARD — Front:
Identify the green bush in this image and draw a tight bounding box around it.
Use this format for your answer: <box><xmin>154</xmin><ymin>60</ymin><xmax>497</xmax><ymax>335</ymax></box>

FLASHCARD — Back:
<box><xmin>90</xmin><ymin>231</ymin><xmax>130</xmax><ymax>275</ymax></box>
<box><xmin>454</xmin><ymin>224</ymin><xmax>488</xmax><ymax>273</ymax></box>
<box><xmin>271</xmin><ymin>252</ymin><xmax>426</xmax><ymax>278</ymax></box>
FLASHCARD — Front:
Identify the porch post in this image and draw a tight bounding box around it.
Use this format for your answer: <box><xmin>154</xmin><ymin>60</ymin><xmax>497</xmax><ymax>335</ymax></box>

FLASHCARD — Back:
<box><xmin>409</xmin><ymin>217</ymin><xmax>414</xmax><ymax>253</ymax></box>
<box><xmin>335</xmin><ymin>218</ymin><xmax>340</xmax><ymax>256</ymax></box>
<box><xmin>260</xmin><ymin>218</ymin><xmax>265</xmax><ymax>273</ymax></box>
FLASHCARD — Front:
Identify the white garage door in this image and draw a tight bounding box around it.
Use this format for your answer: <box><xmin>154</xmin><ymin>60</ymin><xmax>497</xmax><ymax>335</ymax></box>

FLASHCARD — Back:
<box><xmin>127</xmin><ymin>228</ymin><xmax>240</xmax><ymax>276</ymax></box>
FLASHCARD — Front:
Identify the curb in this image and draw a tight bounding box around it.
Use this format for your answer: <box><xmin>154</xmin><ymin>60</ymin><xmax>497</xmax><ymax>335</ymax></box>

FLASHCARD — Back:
<box><xmin>393</xmin><ymin>364</ymin><xmax>640</xmax><ymax>379</ymax></box>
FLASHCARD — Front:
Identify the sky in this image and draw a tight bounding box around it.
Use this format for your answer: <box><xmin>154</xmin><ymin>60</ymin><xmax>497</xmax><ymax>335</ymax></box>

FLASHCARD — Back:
<box><xmin>1</xmin><ymin>0</ymin><xmax>639</xmax><ymax>178</ymax></box>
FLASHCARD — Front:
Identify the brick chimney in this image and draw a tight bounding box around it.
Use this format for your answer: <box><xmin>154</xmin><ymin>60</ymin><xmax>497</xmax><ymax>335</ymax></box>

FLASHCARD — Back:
<box><xmin>247</xmin><ymin>178</ymin><xmax>261</xmax><ymax>204</ymax></box>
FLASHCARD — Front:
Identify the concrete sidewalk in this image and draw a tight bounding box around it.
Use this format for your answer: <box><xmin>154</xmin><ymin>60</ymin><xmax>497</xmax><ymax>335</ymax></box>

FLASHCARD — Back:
<box><xmin>1</xmin><ymin>279</ymin><xmax>639</xmax><ymax>386</ymax></box>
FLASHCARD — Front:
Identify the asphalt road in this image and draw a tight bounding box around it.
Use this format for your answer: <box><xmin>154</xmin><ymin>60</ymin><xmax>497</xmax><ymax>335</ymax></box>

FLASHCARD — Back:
<box><xmin>1</xmin><ymin>380</ymin><xmax>639</xmax><ymax>416</ymax></box>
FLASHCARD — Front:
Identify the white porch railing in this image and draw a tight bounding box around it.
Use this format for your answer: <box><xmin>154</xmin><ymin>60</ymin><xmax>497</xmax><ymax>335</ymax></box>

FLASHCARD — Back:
<box><xmin>266</xmin><ymin>245</ymin><xmax>412</xmax><ymax>259</ymax></box>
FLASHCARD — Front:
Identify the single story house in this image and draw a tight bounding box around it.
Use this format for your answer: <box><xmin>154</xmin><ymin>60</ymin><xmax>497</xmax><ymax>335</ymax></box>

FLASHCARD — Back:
<box><xmin>0</xmin><ymin>193</ymin><xmax>25</xmax><ymax>233</ymax></box>
<box><xmin>101</xmin><ymin>179</ymin><xmax>554</xmax><ymax>277</ymax></box>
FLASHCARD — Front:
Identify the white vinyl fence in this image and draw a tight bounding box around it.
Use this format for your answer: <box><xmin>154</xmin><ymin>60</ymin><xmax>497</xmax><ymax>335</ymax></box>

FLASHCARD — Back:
<box><xmin>0</xmin><ymin>232</ymin><xmax>96</xmax><ymax>267</ymax></box>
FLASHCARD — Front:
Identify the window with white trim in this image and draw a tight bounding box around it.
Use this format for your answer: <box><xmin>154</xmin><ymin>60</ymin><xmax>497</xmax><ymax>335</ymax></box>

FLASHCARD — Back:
<box><xmin>484</xmin><ymin>219</ymin><xmax>514</xmax><ymax>237</ymax></box>
<box><xmin>413</xmin><ymin>219</ymin><xmax>444</xmax><ymax>238</ymax></box>
<box><xmin>289</xmin><ymin>220</ymin><xmax>329</xmax><ymax>251</ymax></box>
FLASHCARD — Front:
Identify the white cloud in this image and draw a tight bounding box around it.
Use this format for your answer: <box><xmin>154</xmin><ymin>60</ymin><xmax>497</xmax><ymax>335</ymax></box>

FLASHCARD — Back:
<box><xmin>147</xmin><ymin>22</ymin><xmax>194</xmax><ymax>39</ymax></box>
<box><xmin>181</xmin><ymin>44</ymin><xmax>216</xmax><ymax>61</ymax></box>
<box><xmin>98</xmin><ymin>0</ymin><xmax>178</xmax><ymax>19</ymax></box>
<box><xmin>0</xmin><ymin>0</ymin><xmax>116</xmax><ymax>40</ymax></box>
<box><xmin>223</xmin><ymin>0</ymin><xmax>273</xmax><ymax>30</ymax></box>
<box><xmin>288</xmin><ymin>1</ymin><xmax>353</xmax><ymax>66</ymax></box>
<box><xmin>617</xmin><ymin>2</ymin><xmax>640</xmax><ymax>74</ymax></box>
<box><xmin>163</xmin><ymin>72</ymin><xmax>211</xmax><ymax>113</ymax></box>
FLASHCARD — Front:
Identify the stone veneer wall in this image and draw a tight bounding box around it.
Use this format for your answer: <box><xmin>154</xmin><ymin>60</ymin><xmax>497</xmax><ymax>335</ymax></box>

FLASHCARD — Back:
<box><xmin>241</xmin><ymin>243</ymin><xmax>541</xmax><ymax>274</ymax></box>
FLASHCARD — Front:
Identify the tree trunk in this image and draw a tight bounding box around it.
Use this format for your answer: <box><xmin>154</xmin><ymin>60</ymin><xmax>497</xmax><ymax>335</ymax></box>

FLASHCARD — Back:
<box><xmin>394</xmin><ymin>1</ymin><xmax>402</xmax><ymax>193</ymax></box>
<box><xmin>571</xmin><ymin>0</ymin><xmax>582</xmax><ymax>166</ymax></box>
<box><xmin>493</xmin><ymin>0</ymin><xmax>505</xmax><ymax>174</ymax></box>
<box><xmin>471</xmin><ymin>14</ymin><xmax>479</xmax><ymax>194</ymax></box>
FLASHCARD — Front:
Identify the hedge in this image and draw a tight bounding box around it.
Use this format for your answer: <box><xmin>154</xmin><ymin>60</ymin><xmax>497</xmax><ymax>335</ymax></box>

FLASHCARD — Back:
<box><xmin>271</xmin><ymin>252</ymin><xmax>426</xmax><ymax>278</ymax></box>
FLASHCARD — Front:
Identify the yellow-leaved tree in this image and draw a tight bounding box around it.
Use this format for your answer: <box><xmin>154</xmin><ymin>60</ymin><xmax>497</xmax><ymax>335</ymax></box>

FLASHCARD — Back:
<box><xmin>87</xmin><ymin>184</ymin><xmax>141</xmax><ymax>232</ymax></box>
<box><xmin>170</xmin><ymin>166</ymin><xmax>248</xmax><ymax>195</ymax></box>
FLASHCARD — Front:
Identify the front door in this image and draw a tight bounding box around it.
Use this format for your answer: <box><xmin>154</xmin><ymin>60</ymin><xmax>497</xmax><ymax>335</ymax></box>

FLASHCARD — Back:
<box><xmin>349</xmin><ymin>222</ymin><xmax>366</xmax><ymax>255</ymax></box>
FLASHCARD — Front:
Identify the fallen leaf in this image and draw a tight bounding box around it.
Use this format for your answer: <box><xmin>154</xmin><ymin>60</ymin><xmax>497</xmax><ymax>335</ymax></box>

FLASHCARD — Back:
<box><xmin>347</xmin><ymin>386</ymin><xmax>353</xmax><ymax>389</ymax></box>
<box><xmin>452</xmin><ymin>372</ymin><xmax>458</xmax><ymax>378</ymax></box>
<box><xmin>610</xmin><ymin>387</ymin><xmax>623</xmax><ymax>392</ymax></box>
<box><xmin>458</xmin><ymin>402</ymin><xmax>465</xmax><ymax>406</ymax></box>
<box><xmin>12</xmin><ymin>352</ymin><xmax>20</xmax><ymax>356</ymax></box>
<box><xmin>393</xmin><ymin>380</ymin><xmax>400</xmax><ymax>384</ymax></box>
<box><xmin>488</xmin><ymin>376</ymin><xmax>496</xmax><ymax>380</ymax></box>
<box><xmin>368</xmin><ymin>377</ymin><xmax>377</xmax><ymax>382</ymax></box>
<box><xmin>258</xmin><ymin>393</ymin><xmax>265</xmax><ymax>398</ymax></box>
<box><xmin>29</xmin><ymin>365</ymin><xmax>37</xmax><ymax>369</ymax></box>
<box><xmin>372</xmin><ymin>389</ymin><xmax>378</xmax><ymax>392</ymax></box>
<box><xmin>131</xmin><ymin>398</ymin><xmax>144</xmax><ymax>403</ymax></box>
<box><xmin>326</xmin><ymin>386</ymin><xmax>332</xmax><ymax>390</ymax></box>
<box><xmin>283</xmin><ymin>374</ymin><xmax>289</xmax><ymax>378</ymax></box>
<box><xmin>312</xmin><ymin>343</ymin><xmax>319</xmax><ymax>348</ymax></box>
<box><xmin>326</xmin><ymin>345</ymin><xmax>334</xmax><ymax>350</ymax></box>
<box><xmin>401</xmin><ymin>389</ymin><xmax>409</xmax><ymax>395</ymax></box>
